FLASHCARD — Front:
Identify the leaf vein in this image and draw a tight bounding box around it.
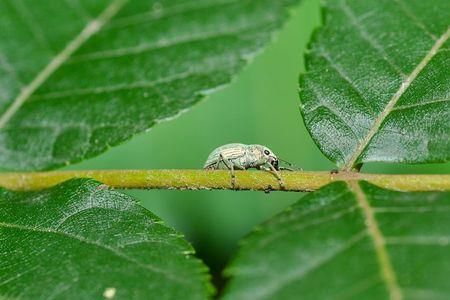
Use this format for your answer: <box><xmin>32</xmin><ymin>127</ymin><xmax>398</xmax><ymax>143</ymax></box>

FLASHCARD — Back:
<box><xmin>0</xmin><ymin>221</ymin><xmax>182</xmax><ymax>282</ymax></box>
<box><xmin>69</xmin><ymin>19</ymin><xmax>275</xmax><ymax>63</ymax></box>
<box><xmin>393</xmin><ymin>0</ymin><xmax>437</xmax><ymax>40</ymax></box>
<box><xmin>374</xmin><ymin>205</ymin><xmax>450</xmax><ymax>213</ymax></box>
<box><xmin>7</xmin><ymin>0</ymin><xmax>54</xmax><ymax>54</ymax></box>
<box><xmin>106</xmin><ymin>0</ymin><xmax>241</xmax><ymax>30</ymax></box>
<box><xmin>340</xmin><ymin>0</ymin><xmax>406</xmax><ymax>77</ymax></box>
<box><xmin>257</xmin><ymin>204</ymin><xmax>358</xmax><ymax>249</ymax></box>
<box><xmin>348</xmin><ymin>181</ymin><xmax>402</xmax><ymax>300</ymax></box>
<box><xmin>30</xmin><ymin>71</ymin><xmax>197</xmax><ymax>100</ymax></box>
<box><xmin>0</xmin><ymin>48</ymin><xmax>24</xmax><ymax>87</ymax></box>
<box><xmin>254</xmin><ymin>231</ymin><xmax>367</xmax><ymax>300</ymax></box>
<box><xmin>391</xmin><ymin>98</ymin><xmax>449</xmax><ymax>112</ymax></box>
<box><xmin>386</xmin><ymin>236</ymin><xmax>450</xmax><ymax>246</ymax></box>
<box><xmin>62</xmin><ymin>0</ymin><xmax>92</xmax><ymax>21</ymax></box>
<box><xmin>319</xmin><ymin>51</ymin><xmax>376</xmax><ymax>116</ymax></box>
<box><xmin>0</xmin><ymin>0</ymin><xmax>130</xmax><ymax>129</ymax></box>
<box><xmin>342</xmin><ymin>26</ymin><xmax>450</xmax><ymax>170</ymax></box>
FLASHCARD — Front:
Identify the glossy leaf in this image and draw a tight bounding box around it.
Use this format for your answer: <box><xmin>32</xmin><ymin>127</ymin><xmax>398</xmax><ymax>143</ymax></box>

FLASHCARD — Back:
<box><xmin>299</xmin><ymin>0</ymin><xmax>450</xmax><ymax>170</ymax></box>
<box><xmin>223</xmin><ymin>181</ymin><xmax>450</xmax><ymax>300</ymax></box>
<box><xmin>0</xmin><ymin>0</ymin><xmax>299</xmax><ymax>171</ymax></box>
<box><xmin>0</xmin><ymin>178</ymin><xmax>211</xmax><ymax>299</ymax></box>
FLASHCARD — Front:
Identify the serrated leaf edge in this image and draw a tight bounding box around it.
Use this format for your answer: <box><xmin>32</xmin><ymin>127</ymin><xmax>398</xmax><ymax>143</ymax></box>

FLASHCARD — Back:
<box><xmin>0</xmin><ymin>178</ymin><xmax>215</xmax><ymax>297</ymax></box>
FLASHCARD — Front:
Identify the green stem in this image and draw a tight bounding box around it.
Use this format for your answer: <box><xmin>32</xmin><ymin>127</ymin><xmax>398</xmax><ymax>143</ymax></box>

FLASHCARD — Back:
<box><xmin>0</xmin><ymin>170</ymin><xmax>449</xmax><ymax>192</ymax></box>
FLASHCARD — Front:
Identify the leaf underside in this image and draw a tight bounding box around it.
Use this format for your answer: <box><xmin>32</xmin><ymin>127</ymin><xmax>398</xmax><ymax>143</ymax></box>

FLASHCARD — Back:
<box><xmin>299</xmin><ymin>0</ymin><xmax>450</xmax><ymax>169</ymax></box>
<box><xmin>223</xmin><ymin>181</ymin><xmax>450</xmax><ymax>300</ymax></box>
<box><xmin>0</xmin><ymin>178</ymin><xmax>211</xmax><ymax>299</ymax></box>
<box><xmin>0</xmin><ymin>0</ymin><xmax>299</xmax><ymax>171</ymax></box>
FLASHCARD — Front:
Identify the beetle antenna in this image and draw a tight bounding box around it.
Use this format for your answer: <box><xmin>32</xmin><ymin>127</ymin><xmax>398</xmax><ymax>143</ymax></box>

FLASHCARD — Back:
<box><xmin>278</xmin><ymin>157</ymin><xmax>303</xmax><ymax>171</ymax></box>
<box><xmin>278</xmin><ymin>158</ymin><xmax>293</xmax><ymax>166</ymax></box>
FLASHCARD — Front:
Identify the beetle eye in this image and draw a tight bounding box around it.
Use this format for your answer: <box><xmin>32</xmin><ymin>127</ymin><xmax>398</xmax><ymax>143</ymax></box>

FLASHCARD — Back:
<box><xmin>264</xmin><ymin>150</ymin><xmax>270</xmax><ymax>155</ymax></box>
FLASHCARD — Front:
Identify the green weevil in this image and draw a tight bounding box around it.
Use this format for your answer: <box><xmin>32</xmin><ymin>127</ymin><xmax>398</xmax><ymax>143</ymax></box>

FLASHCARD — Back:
<box><xmin>203</xmin><ymin>143</ymin><xmax>292</xmax><ymax>188</ymax></box>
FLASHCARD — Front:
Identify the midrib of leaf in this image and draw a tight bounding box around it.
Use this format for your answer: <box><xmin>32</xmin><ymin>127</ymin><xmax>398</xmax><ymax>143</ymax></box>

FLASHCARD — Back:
<box><xmin>348</xmin><ymin>181</ymin><xmax>402</xmax><ymax>300</ymax></box>
<box><xmin>342</xmin><ymin>27</ymin><xmax>450</xmax><ymax>171</ymax></box>
<box><xmin>0</xmin><ymin>0</ymin><xmax>129</xmax><ymax>129</ymax></box>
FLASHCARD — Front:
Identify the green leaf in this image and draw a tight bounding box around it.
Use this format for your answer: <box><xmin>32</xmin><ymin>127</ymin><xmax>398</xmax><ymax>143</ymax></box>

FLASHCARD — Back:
<box><xmin>222</xmin><ymin>182</ymin><xmax>450</xmax><ymax>300</ymax></box>
<box><xmin>0</xmin><ymin>0</ymin><xmax>299</xmax><ymax>171</ymax></box>
<box><xmin>299</xmin><ymin>0</ymin><xmax>450</xmax><ymax>170</ymax></box>
<box><xmin>0</xmin><ymin>178</ymin><xmax>211</xmax><ymax>299</ymax></box>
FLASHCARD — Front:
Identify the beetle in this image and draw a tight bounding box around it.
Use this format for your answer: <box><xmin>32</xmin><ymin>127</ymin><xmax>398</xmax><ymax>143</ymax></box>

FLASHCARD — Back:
<box><xmin>203</xmin><ymin>143</ymin><xmax>291</xmax><ymax>188</ymax></box>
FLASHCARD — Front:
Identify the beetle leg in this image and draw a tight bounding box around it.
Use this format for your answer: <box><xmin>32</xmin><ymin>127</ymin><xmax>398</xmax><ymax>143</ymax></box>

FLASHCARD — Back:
<box><xmin>266</xmin><ymin>164</ymin><xmax>285</xmax><ymax>188</ymax></box>
<box><xmin>257</xmin><ymin>165</ymin><xmax>284</xmax><ymax>188</ymax></box>
<box><xmin>219</xmin><ymin>153</ymin><xmax>237</xmax><ymax>188</ymax></box>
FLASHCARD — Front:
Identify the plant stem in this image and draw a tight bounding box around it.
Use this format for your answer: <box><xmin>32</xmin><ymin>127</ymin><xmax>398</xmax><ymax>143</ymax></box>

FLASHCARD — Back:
<box><xmin>0</xmin><ymin>170</ymin><xmax>449</xmax><ymax>192</ymax></box>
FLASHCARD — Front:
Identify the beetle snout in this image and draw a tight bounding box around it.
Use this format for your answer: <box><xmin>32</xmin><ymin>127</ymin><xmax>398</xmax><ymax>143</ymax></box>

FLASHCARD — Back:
<box><xmin>270</xmin><ymin>158</ymin><xmax>279</xmax><ymax>170</ymax></box>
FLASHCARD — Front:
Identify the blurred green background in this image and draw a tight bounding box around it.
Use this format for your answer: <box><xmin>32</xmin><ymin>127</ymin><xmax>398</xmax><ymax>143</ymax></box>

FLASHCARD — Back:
<box><xmin>67</xmin><ymin>0</ymin><xmax>450</xmax><ymax>286</ymax></box>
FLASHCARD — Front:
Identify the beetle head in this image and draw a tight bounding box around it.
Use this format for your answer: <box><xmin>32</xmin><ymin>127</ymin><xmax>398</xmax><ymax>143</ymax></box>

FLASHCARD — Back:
<box><xmin>271</xmin><ymin>158</ymin><xmax>279</xmax><ymax>170</ymax></box>
<box><xmin>261</xmin><ymin>146</ymin><xmax>279</xmax><ymax>170</ymax></box>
